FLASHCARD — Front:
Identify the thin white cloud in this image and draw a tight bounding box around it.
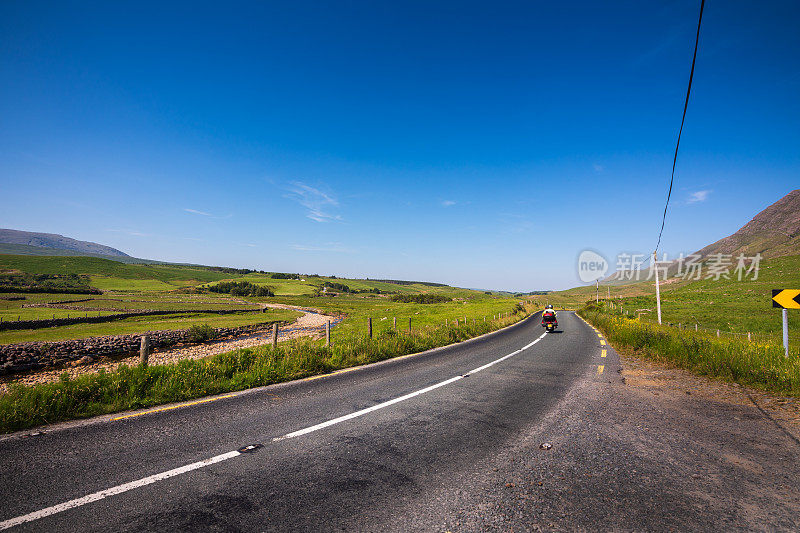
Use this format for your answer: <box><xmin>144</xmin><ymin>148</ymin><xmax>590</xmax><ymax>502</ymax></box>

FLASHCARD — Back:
<box><xmin>290</xmin><ymin>242</ymin><xmax>353</xmax><ymax>253</ymax></box>
<box><xmin>592</xmin><ymin>163</ymin><xmax>604</xmax><ymax>173</ymax></box>
<box><xmin>106</xmin><ymin>229</ymin><xmax>151</xmax><ymax>237</ymax></box>
<box><xmin>183</xmin><ymin>208</ymin><xmax>232</xmax><ymax>219</ymax></box>
<box><xmin>285</xmin><ymin>182</ymin><xmax>342</xmax><ymax>223</ymax></box>
<box><xmin>498</xmin><ymin>213</ymin><xmax>534</xmax><ymax>233</ymax></box>
<box><xmin>441</xmin><ymin>200</ymin><xmax>457</xmax><ymax>207</ymax></box>
<box><xmin>184</xmin><ymin>208</ymin><xmax>212</xmax><ymax>216</ymax></box>
<box><xmin>688</xmin><ymin>190</ymin><xmax>712</xmax><ymax>204</ymax></box>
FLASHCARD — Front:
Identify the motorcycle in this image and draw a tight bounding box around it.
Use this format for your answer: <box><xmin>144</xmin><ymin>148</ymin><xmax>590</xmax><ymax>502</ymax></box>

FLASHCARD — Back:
<box><xmin>542</xmin><ymin>314</ymin><xmax>557</xmax><ymax>333</ymax></box>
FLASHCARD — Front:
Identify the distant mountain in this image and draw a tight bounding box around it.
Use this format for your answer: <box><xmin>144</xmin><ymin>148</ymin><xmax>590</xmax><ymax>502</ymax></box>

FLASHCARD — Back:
<box><xmin>692</xmin><ymin>189</ymin><xmax>800</xmax><ymax>260</ymax></box>
<box><xmin>0</xmin><ymin>229</ymin><xmax>129</xmax><ymax>258</ymax></box>
<box><xmin>604</xmin><ymin>189</ymin><xmax>800</xmax><ymax>284</ymax></box>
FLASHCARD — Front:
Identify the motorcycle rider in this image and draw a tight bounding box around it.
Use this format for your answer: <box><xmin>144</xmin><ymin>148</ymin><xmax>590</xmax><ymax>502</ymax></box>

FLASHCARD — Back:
<box><xmin>542</xmin><ymin>304</ymin><xmax>558</xmax><ymax>327</ymax></box>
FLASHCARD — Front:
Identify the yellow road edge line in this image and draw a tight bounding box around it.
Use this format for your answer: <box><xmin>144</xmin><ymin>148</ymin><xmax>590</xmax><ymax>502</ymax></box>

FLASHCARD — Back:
<box><xmin>111</xmin><ymin>394</ymin><xmax>239</xmax><ymax>421</ymax></box>
<box><xmin>600</xmin><ymin>340</ymin><xmax>606</xmax><ymax>346</ymax></box>
<box><xmin>601</xmin><ymin>349</ymin><xmax>607</xmax><ymax>358</ymax></box>
<box><xmin>303</xmin><ymin>366</ymin><xmax>361</xmax><ymax>382</ymax></box>
<box><xmin>597</xmin><ymin>365</ymin><xmax>604</xmax><ymax>374</ymax></box>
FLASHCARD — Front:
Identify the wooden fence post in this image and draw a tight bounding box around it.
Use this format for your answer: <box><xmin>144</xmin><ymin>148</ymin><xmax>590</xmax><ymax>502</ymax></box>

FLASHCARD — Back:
<box><xmin>393</xmin><ymin>317</ymin><xmax>396</xmax><ymax>329</ymax></box>
<box><xmin>368</xmin><ymin>318</ymin><xmax>373</xmax><ymax>339</ymax></box>
<box><xmin>326</xmin><ymin>320</ymin><xmax>330</xmax><ymax>347</ymax></box>
<box><xmin>747</xmin><ymin>331</ymin><xmax>751</xmax><ymax>342</ymax></box>
<box><xmin>408</xmin><ymin>317</ymin><xmax>412</xmax><ymax>332</ymax></box>
<box><xmin>716</xmin><ymin>329</ymin><xmax>720</xmax><ymax>338</ymax></box>
<box><xmin>272</xmin><ymin>323</ymin><xmax>278</xmax><ymax>348</ymax></box>
<box><xmin>139</xmin><ymin>335</ymin><xmax>150</xmax><ymax>367</ymax></box>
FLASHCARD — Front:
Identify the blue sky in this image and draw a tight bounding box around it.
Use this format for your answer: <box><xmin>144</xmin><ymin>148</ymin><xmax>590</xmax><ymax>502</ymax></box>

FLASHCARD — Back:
<box><xmin>1</xmin><ymin>1</ymin><xmax>798</xmax><ymax>291</ymax></box>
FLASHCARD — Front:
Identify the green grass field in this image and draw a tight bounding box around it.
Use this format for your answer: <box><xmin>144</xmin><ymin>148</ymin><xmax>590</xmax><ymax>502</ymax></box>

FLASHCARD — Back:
<box><xmin>257</xmin><ymin>292</ymin><xmax>526</xmax><ymax>341</ymax></box>
<box><xmin>0</xmin><ymin>292</ymin><xmax>259</xmax><ymax>325</ymax></box>
<box><xmin>606</xmin><ymin>255</ymin><xmax>800</xmax><ymax>344</ymax></box>
<box><xmin>0</xmin><ymin>309</ymin><xmax>300</xmax><ymax>344</ymax></box>
<box><xmin>0</xmin><ymin>255</ymin><xmax>526</xmax><ymax>347</ymax></box>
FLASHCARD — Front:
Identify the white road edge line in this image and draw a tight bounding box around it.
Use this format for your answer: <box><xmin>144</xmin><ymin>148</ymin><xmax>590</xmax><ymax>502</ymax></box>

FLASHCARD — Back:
<box><xmin>0</xmin><ymin>331</ymin><xmax>548</xmax><ymax>530</ymax></box>
<box><xmin>0</xmin><ymin>451</ymin><xmax>241</xmax><ymax>531</ymax></box>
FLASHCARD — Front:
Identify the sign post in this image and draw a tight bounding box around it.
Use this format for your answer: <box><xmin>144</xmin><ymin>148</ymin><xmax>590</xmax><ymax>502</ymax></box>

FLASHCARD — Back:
<box><xmin>783</xmin><ymin>309</ymin><xmax>789</xmax><ymax>358</ymax></box>
<box><xmin>772</xmin><ymin>289</ymin><xmax>799</xmax><ymax>358</ymax></box>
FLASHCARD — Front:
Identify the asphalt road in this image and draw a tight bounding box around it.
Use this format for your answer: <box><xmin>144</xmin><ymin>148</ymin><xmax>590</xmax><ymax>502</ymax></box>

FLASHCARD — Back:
<box><xmin>2</xmin><ymin>311</ymin><xmax>798</xmax><ymax>531</ymax></box>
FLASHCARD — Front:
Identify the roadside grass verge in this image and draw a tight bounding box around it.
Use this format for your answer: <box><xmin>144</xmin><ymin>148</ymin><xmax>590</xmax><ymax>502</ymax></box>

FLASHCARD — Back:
<box><xmin>0</xmin><ymin>308</ymin><xmax>534</xmax><ymax>433</ymax></box>
<box><xmin>579</xmin><ymin>303</ymin><xmax>800</xmax><ymax>398</ymax></box>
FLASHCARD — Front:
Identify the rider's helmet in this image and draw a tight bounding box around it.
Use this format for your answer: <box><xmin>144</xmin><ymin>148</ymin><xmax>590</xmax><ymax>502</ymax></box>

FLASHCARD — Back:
<box><xmin>546</xmin><ymin>304</ymin><xmax>553</xmax><ymax>309</ymax></box>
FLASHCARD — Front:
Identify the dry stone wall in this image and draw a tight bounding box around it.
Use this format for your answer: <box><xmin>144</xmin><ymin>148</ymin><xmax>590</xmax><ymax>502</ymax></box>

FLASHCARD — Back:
<box><xmin>0</xmin><ymin>308</ymin><xmax>263</xmax><ymax>331</ymax></box>
<box><xmin>0</xmin><ymin>320</ymin><xmax>289</xmax><ymax>376</ymax></box>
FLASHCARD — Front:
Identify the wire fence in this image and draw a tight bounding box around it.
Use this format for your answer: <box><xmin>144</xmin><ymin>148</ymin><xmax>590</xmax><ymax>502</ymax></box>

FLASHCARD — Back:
<box><xmin>604</xmin><ymin>302</ymin><xmax>786</xmax><ymax>346</ymax></box>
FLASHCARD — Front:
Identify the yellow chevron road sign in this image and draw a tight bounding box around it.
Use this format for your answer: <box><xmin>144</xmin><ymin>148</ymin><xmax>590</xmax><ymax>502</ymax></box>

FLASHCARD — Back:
<box><xmin>772</xmin><ymin>289</ymin><xmax>800</xmax><ymax>309</ymax></box>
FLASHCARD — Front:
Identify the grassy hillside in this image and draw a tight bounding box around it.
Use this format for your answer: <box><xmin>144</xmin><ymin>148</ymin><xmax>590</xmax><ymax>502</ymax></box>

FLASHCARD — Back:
<box><xmin>0</xmin><ymin>255</ymin><xmax>471</xmax><ymax>296</ymax></box>
<box><xmin>0</xmin><ymin>255</ymin><xmax>236</xmax><ymax>290</ymax></box>
<box><xmin>227</xmin><ymin>274</ymin><xmax>466</xmax><ymax>297</ymax></box>
<box><xmin>526</xmin><ymin>277</ymin><xmax>676</xmax><ymax>309</ymax></box>
<box><xmin>613</xmin><ymin>255</ymin><xmax>800</xmax><ymax>344</ymax></box>
<box><xmin>544</xmin><ymin>254</ymin><xmax>800</xmax><ymax>345</ymax></box>
<box><xmin>0</xmin><ymin>254</ymin><xmax>524</xmax><ymax>346</ymax></box>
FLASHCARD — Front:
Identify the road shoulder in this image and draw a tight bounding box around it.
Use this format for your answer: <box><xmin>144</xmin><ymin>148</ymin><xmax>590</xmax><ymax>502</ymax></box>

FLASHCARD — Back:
<box><xmin>383</xmin><ymin>341</ymin><xmax>800</xmax><ymax>531</ymax></box>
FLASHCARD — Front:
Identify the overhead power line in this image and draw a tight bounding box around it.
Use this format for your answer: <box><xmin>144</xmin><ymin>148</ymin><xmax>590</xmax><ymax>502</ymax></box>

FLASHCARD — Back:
<box><xmin>655</xmin><ymin>0</ymin><xmax>705</xmax><ymax>253</ymax></box>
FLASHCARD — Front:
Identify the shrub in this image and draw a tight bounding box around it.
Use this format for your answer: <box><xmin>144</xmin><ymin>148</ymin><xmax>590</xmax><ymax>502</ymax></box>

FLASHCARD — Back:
<box><xmin>323</xmin><ymin>281</ymin><xmax>351</xmax><ymax>293</ymax></box>
<box><xmin>271</xmin><ymin>273</ymin><xmax>301</xmax><ymax>280</ymax></box>
<box><xmin>207</xmin><ymin>281</ymin><xmax>273</xmax><ymax>297</ymax></box>
<box><xmin>187</xmin><ymin>324</ymin><xmax>217</xmax><ymax>342</ymax></box>
<box><xmin>253</xmin><ymin>286</ymin><xmax>274</xmax><ymax>297</ymax></box>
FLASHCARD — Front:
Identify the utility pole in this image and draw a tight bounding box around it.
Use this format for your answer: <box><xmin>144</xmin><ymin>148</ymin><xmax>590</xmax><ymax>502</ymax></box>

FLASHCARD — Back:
<box><xmin>596</xmin><ymin>280</ymin><xmax>599</xmax><ymax>303</ymax></box>
<box><xmin>654</xmin><ymin>251</ymin><xmax>662</xmax><ymax>325</ymax></box>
